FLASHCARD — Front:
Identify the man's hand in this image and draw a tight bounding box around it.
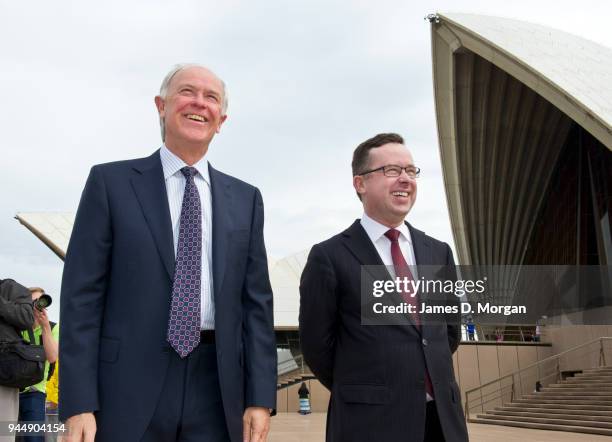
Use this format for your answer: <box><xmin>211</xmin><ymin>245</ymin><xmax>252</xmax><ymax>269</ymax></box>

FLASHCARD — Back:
<box><xmin>242</xmin><ymin>407</ymin><xmax>270</xmax><ymax>442</ymax></box>
<box><xmin>34</xmin><ymin>307</ymin><xmax>58</xmax><ymax>362</ymax></box>
<box><xmin>33</xmin><ymin>308</ymin><xmax>50</xmax><ymax>331</ymax></box>
<box><xmin>65</xmin><ymin>412</ymin><xmax>96</xmax><ymax>442</ymax></box>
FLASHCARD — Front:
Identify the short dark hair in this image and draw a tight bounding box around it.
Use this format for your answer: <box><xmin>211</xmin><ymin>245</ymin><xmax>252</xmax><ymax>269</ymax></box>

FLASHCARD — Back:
<box><xmin>351</xmin><ymin>133</ymin><xmax>405</xmax><ymax>176</ymax></box>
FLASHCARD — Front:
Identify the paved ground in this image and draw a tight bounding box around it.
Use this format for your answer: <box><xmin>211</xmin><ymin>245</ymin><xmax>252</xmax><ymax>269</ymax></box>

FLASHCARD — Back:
<box><xmin>269</xmin><ymin>413</ymin><xmax>612</xmax><ymax>442</ymax></box>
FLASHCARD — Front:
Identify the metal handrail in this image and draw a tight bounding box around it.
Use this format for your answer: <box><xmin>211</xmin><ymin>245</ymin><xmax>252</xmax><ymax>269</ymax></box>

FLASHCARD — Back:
<box><xmin>468</xmin><ymin>324</ymin><xmax>539</xmax><ymax>342</ymax></box>
<box><xmin>464</xmin><ymin>336</ymin><xmax>612</xmax><ymax>420</ymax></box>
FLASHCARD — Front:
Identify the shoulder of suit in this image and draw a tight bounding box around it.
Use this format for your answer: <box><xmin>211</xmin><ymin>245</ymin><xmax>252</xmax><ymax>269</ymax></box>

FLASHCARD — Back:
<box><xmin>209</xmin><ymin>166</ymin><xmax>258</xmax><ymax>193</ymax></box>
<box><xmin>309</xmin><ymin>221</ymin><xmax>359</xmax><ymax>252</ymax></box>
<box><xmin>407</xmin><ymin>222</ymin><xmax>451</xmax><ymax>251</ymax></box>
<box><xmin>313</xmin><ymin>231</ymin><xmax>346</xmax><ymax>250</ymax></box>
<box><xmin>91</xmin><ymin>154</ymin><xmax>154</xmax><ymax>172</ymax></box>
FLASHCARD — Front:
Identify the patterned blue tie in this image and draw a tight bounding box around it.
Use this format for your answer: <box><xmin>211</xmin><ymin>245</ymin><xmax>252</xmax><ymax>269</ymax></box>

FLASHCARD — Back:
<box><xmin>167</xmin><ymin>166</ymin><xmax>202</xmax><ymax>358</ymax></box>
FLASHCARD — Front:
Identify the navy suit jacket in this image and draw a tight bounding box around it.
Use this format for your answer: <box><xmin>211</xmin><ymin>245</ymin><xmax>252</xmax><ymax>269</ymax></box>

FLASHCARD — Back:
<box><xmin>59</xmin><ymin>150</ymin><xmax>276</xmax><ymax>442</ymax></box>
<box><xmin>299</xmin><ymin>220</ymin><xmax>468</xmax><ymax>442</ymax></box>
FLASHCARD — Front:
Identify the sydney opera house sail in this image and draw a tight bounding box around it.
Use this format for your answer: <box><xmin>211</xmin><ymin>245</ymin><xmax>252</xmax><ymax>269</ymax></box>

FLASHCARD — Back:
<box><xmin>431</xmin><ymin>13</ymin><xmax>612</xmax><ymax>268</ymax></box>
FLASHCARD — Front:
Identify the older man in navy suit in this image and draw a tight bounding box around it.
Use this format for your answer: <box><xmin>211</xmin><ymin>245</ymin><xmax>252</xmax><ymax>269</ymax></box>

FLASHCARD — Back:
<box><xmin>60</xmin><ymin>64</ymin><xmax>276</xmax><ymax>442</ymax></box>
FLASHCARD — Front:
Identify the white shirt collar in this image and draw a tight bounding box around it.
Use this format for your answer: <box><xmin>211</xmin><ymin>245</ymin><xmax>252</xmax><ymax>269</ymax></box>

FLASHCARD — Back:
<box><xmin>360</xmin><ymin>212</ymin><xmax>412</xmax><ymax>245</ymax></box>
<box><xmin>160</xmin><ymin>144</ymin><xmax>210</xmax><ymax>184</ymax></box>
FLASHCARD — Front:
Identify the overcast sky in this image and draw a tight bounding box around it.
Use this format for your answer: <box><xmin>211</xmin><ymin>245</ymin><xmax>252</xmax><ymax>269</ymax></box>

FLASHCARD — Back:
<box><xmin>1</xmin><ymin>0</ymin><xmax>611</xmax><ymax>321</ymax></box>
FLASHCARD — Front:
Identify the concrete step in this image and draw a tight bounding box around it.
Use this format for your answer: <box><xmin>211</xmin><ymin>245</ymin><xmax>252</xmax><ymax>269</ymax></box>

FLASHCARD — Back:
<box><xmin>529</xmin><ymin>391</ymin><xmax>612</xmax><ymax>397</ymax></box>
<box><xmin>575</xmin><ymin>371</ymin><xmax>612</xmax><ymax>375</ymax></box>
<box><xmin>514</xmin><ymin>398</ymin><xmax>612</xmax><ymax>406</ymax></box>
<box><xmin>541</xmin><ymin>389</ymin><xmax>612</xmax><ymax>394</ymax></box>
<box><xmin>573</xmin><ymin>375</ymin><xmax>612</xmax><ymax>380</ymax></box>
<box><xmin>576</xmin><ymin>375</ymin><xmax>612</xmax><ymax>380</ymax></box>
<box><xmin>547</xmin><ymin>383</ymin><xmax>612</xmax><ymax>389</ymax></box>
<box><xmin>583</xmin><ymin>367</ymin><xmax>612</xmax><ymax>373</ymax></box>
<box><xmin>487</xmin><ymin>409</ymin><xmax>612</xmax><ymax>422</ymax></box>
<box><xmin>504</xmin><ymin>402</ymin><xmax>612</xmax><ymax>411</ymax></box>
<box><xmin>475</xmin><ymin>413</ymin><xmax>612</xmax><ymax>429</ymax></box>
<box><xmin>495</xmin><ymin>406</ymin><xmax>612</xmax><ymax>417</ymax></box>
<box><xmin>544</xmin><ymin>387</ymin><xmax>612</xmax><ymax>393</ymax></box>
<box><xmin>523</xmin><ymin>394</ymin><xmax>612</xmax><ymax>401</ymax></box>
<box><xmin>565</xmin><ymin>378</ymin><xmax>612</xmax><ymax>384</ymax></box>
<box><xmin>469</xmin><ymin>417</ymin><xmax>612</xmax><ymax>436</ymax></box>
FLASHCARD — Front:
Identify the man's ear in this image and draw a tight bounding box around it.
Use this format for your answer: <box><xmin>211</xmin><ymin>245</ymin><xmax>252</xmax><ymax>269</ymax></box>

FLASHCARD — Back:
<box><xmin>353</xmin><ymin>175</ymin><xmax>366</xmax><ymax>196</ymax></box>
<box><xmin>216</xmin><ymin>114</ymin><xmax>228</xmax><ymax>134</ymax></box>
<box><xmin>154</xmin><ymin>96</ymin><xmax>165</xmax><ymax>117</ymax></box>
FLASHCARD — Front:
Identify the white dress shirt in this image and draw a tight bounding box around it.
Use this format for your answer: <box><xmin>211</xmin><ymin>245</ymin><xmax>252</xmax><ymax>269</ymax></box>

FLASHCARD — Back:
<box><xmin>160</xmin><ymin>145</ymin><xmax>215</xmax><ymax>330</ymax></box>
<box><xmin>360</xmin><ymin>212</ymin><xmax>418</xmax><ymax>280</ymax></box>
<box><xmin>360</xmin><ymin>212</ymin><xmax>432</xmax><ymax>401</ymax></box>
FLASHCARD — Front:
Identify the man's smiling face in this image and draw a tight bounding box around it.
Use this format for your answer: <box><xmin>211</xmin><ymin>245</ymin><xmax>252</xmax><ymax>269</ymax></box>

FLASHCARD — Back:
<box><xmin>155</xmin><ymin>66</ymin><xmax>227</xmax><ymax>150</ymax></box>
<box><xmin>354</xmin><ymin>142</ymin><xmax>418</xmax><ymax>227</ymax></box>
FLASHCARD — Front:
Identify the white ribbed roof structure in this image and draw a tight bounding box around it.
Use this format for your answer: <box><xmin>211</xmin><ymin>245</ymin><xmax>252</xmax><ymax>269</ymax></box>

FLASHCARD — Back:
<box><xmin>269</xmin><ymin>249</ymin><xmax>309</xmax><ymax>328</ymax></box>
<box><xmin>16</xmin><ymin>212</ymin><xmax>305</xmax><ymax>328</ymax></box>
<box><xmin>430</xmin><ymin>13</ymin><xmax>612</xmax><ymax>265</ymax></box>
<box><xmin>16</xmin><ymin>212</ymin><xmax>74</xmax><ymax>260</ymax></box>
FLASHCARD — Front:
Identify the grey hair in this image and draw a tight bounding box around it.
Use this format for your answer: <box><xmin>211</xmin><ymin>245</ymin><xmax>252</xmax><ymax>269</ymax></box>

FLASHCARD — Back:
<box><xmin>157</xmin><ymin>63</ymin><xmax>228</xmax><ymax>141</ymax></box>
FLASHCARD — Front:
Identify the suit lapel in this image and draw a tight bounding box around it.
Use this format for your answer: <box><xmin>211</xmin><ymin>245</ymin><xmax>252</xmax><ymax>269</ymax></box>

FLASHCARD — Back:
<box><xmin>341</xmin><ymin>220</ymin><xmax>391</xmax><ymax>282</ymax></box>
<box><xmin>408</xmin><ymin>222</ymin><xmax>443</xmax><ymax>332</ymax></box>
<box><xmin>209</xmin><ymin>164</ymin><xmax>234</xmax><ymax>304</ymax></box>
<box><xmin>407</xmin><ymin>222</ymin><xmax>432</xmax><ymax>265</ymax></box>
<box><xmin>341</xmin><ymin>220</ymin><xmax>383</xmax><ymax>265</ymax></box>
<box><xmin>130</xmin><ymin>150</ymin><xmax>175</xmax><ymax>280</ymax></box>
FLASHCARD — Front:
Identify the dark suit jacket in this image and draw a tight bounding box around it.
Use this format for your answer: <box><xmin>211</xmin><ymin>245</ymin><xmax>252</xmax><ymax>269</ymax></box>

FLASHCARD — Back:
<box><xmin>59</xmin><ymin>151</ymin><xmax>276</xmax><ymax>442</ymax></box>
<box><xmin>299</xmin><ymin>220</ymin><xmax>468</xmax><ymax>442</ymax></box>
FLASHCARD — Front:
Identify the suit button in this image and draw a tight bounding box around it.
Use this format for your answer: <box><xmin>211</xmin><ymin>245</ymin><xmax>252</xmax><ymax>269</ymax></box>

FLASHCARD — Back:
<box><xmin>422</xmin><ymin>338</ymin><xmax>428</xmax><ymax>346</ymax></box>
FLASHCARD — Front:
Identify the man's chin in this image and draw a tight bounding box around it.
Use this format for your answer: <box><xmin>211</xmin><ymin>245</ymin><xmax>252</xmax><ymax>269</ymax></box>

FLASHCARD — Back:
<box><xmin>169</xmin><ymin>132</ymin><xmax>214</xmax><ymax>148</ymax></box>
<box><xmin>391</xmin><ymin>204</ymin><xmax>412</xmax><ymax>217</ymax></box>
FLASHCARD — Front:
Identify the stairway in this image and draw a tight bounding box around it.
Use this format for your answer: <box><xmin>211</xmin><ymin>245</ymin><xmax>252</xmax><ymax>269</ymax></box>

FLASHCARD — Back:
<box><xmin>276</xmin><ymin>370</ymin><xmax>315</xmax><ymax>390</ymax></box>
<box><xmin>471</xmin><ymin>366</ymin><xmax>612</xmax><ymax>436</ymax></box>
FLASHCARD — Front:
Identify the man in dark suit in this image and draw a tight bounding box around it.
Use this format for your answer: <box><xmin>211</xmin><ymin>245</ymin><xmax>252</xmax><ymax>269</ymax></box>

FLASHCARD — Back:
<box><xmin>299</xmin><ymin>133</ymin><xmax>468</xmax><ymax>442</ymax></box>
<box><xmin>59</xmin><ymin>64</ymin><xmax>276</xmax><ymax>442</ymax></box>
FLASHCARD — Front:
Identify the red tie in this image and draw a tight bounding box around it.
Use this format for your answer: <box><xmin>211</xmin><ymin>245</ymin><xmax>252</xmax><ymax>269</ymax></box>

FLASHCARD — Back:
<box><xmin>384</xmin><ymin>229</ymin><xmax>420</xmax><ymax>325</ymax></box>
<box><xmin>384</xmin><ymin>228</ymin><xmax>434</xmax><ymax>398</ymax></box>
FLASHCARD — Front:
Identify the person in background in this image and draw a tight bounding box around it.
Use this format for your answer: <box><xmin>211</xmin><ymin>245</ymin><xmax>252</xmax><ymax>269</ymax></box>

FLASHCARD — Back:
<box><xmin>17</xmin><ymin>288</ymin><xmax>59</xmax><ymax>442</ymax></box>
<box><xmin>46</xmin><ymin>362</ymin><xmax>59</xmax><ymax>409</ymax></box>
<box><xmin>466</xmin><ymin>316</ymin><xmax>475</xmax><ymax>341</ymax></box>
<box><xmin>0</xmin><ymin>279</ymin><xmax>34</xmax><ymax>442</ymax></box>
<box><xmin>297</xmin><ymin>382</ymin><xmax>311</xmax><ymax>415</ymax></box>
<box><xmin>534</xmin><ymin>323</ymin><xmax>541</xmax><ymax>342</ymax></box>
<box><xmin>495</xmin><ymin>327</ymin><xmax>504</xmax><ymax>342</ymax></box>
<box><xmin>44</xmin><ymin>362</ymin><xmax>60</xmax><ymax>441</ymax></box>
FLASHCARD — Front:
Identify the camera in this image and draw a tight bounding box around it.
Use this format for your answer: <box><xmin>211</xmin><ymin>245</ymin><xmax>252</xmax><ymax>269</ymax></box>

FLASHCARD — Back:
<box><xmin>33</xmin><ymin>294</ymin><xmax>52</xmax><ymax>311</ymax></box>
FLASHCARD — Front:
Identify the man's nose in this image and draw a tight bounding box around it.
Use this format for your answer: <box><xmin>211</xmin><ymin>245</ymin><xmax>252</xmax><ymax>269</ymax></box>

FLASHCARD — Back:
<box><xmin>398</xmin><ymin>169</ymin><xmax>415</xmax><ymax>182</ymax></box>
<box><xmin>193</xmin><ymin>93</ymin><xmax>208</xmax><ymax>108</ymax></box>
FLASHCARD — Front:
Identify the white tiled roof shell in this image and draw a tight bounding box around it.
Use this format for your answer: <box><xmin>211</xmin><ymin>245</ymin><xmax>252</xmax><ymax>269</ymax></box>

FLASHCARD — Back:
<box><xmin>440</xmin><ymin>12</ymin><xmax>612</xmax><ymax>148</ymax></box>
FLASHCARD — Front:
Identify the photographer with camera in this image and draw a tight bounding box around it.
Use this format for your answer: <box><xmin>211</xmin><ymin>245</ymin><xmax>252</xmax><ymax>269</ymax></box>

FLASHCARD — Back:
<box><xmin>0</xmin><ymin>279</ymin><xmax>35</xmax><ymax>439</ymax></box>
<box><xmin>17</xmin><ymin>288</ymin><xmax>58</xmax><ymax>442</ymax></box>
